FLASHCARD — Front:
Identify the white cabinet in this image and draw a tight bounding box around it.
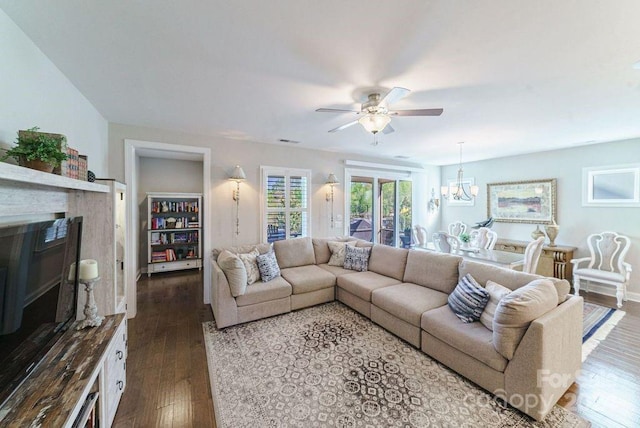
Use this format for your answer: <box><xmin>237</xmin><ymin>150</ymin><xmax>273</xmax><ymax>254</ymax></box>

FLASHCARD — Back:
<box><xmin>71</xmin><ymin>180</ymin><xmax>127</xmax><ymax>317</ymax></box>
<box><xmin>101</xmin><ymin>316</ymin><xmax>127</xmax><ymax>427</ymax></box>
<box><xmin>146</xmin><ymin>192</ymin><xmax>202</xmax><ymax>276</ymax></box>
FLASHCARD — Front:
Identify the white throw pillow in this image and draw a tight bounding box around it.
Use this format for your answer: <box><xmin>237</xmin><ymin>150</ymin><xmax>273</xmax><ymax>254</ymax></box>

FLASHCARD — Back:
<box><xmin>217</xmin><ymin>250</ymin><xmax>248</xmax><ymax>297</ymax></box>
<box><xmin>238</xmin><ymin>248</ymin><xmax>261</xmax><ymax>285</ymax></box>
<box><xmin>327</xmin><ymin>240</ymin><xmax>357</xmax><ymax>267</ymax></box>
<box><xmin>480</xmin><ymin>280</ymin><xmax>511</xmax><ymax>331</ymax></box>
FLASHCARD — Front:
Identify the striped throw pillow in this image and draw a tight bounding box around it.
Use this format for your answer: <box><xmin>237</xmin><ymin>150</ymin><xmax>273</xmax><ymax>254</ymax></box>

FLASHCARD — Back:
<box><xmin>448</xmin><ymin>273</ymin><xmax>490</xmax><ymax>323</ymax></box>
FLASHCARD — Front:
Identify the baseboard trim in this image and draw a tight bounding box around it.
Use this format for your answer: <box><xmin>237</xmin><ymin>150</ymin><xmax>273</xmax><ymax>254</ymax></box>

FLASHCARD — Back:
<box><xmin>579</xmin><ymin>283</ymin><xmax>640</xmax><ymax>303</ymax></box>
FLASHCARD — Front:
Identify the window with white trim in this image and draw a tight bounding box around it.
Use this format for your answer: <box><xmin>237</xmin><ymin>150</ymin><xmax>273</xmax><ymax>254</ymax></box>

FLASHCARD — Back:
<box><xmin>261</xmin><ymin>167</ymin><xmax>312</xmax><ymax>243</ymax></box>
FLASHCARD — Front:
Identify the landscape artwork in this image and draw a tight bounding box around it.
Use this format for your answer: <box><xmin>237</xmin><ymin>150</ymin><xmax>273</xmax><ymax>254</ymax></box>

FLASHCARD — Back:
<box><xmin>487</xmin><ymin>179</ymin><xmax>557</xmax><ymax>224</ymax></box>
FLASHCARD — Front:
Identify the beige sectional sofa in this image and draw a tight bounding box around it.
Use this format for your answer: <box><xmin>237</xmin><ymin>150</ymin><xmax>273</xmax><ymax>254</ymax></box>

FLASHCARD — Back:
<box><xmin>210</xmin><ymin>236</ymin><xmax>582</xmax><ymax>421</ymax></box>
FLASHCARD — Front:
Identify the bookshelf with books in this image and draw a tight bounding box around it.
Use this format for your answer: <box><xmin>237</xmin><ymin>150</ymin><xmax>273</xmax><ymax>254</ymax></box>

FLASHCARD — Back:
<box><xmin>146</xmin><ymin>192</ymin><xmax>202</xmax><ymax>276</ymax></box>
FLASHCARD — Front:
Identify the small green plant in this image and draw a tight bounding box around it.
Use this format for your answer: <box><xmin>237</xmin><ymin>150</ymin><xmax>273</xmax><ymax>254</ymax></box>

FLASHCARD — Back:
<box><xmin>459</xmin><ymin>233</ymin><xmax>471</xmax><ymax>243</ymax></box>
<box><xmin>1</xmin><ymin>126</ymin><xmax>68</xmax><ymax>167</ymax></box>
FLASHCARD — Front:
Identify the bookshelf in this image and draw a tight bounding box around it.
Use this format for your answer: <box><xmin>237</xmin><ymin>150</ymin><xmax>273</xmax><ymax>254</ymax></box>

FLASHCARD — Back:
<box><xmin>146</xmin><ymin>192</ymin><xmax>202</xmax><ymax>276</ymax></box>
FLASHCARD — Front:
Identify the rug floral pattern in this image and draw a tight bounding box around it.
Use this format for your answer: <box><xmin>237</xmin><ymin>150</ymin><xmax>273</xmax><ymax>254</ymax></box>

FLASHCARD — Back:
<box><xmin>203</xmin><ymin>302</ymin><xmax>589</xmax><ymax>428</ymax></box>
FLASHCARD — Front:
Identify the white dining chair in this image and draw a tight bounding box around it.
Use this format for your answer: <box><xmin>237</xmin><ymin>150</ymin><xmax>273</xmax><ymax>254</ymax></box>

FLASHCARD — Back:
<box><xmin>571</xmin><ymin>231</ymin><xmax>632</xmax><ymax>308</ymax></box>
<box><xmin>432</xmin><ymin>232</ymin><xmax>460</xmax><ymax>253</ymax></box>
<box><xmin>512</xmin><ymin>237</ymin><xmax>545</xmax><ymax>274</ymax></box>
<box><xmin>413</xmin><ymin>225</ymin><xmax>428</xmax><ymax>246</ymax></box>
<box><xmin>469</xmin><ymin>227</ymin><xmax>498</xmax><ymax>250</ymax></box>
<box><xmin>447</xmin><ymin>221</ymin><xmax>467</xmax><ymax>237</ymax></box>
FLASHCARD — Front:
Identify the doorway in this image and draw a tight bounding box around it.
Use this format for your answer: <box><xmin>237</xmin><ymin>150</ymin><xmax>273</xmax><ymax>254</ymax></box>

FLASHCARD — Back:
<box><xmin>124</xmin><ymin>139</ymin><xmax>212</xmax><ymax>318</ymax></box>
<box><xmin>346</xmin><ymin>170</ymin><xmax>412</xmax><ymax>247</ymax></box>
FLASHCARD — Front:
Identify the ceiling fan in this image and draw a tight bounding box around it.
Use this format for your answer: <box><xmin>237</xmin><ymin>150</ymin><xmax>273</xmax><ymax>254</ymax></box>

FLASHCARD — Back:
<box><xmin>316</xmin><ymin>87</ymin><xmax>443</xmax><ymax>135</ymax></box>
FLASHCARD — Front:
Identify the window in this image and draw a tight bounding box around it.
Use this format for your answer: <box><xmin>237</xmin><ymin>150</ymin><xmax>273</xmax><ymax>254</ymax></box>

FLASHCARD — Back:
<box><xmin>261</xmin><ymin>167</ymin><xmax>311</xmax><ymax>243</ymax></box>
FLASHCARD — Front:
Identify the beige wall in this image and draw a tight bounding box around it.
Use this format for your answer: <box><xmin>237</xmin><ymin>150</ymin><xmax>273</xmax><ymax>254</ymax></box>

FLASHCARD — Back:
<box><xmin>0</xmin><ymin>9</ymin><xmax>108</xmax><ymax>176</ymax></box>
<box><xmin>441</xmin><ymin>138</ymin><xmax>640</xmax><ymax>298</ymax></box>
<box><xmin>109</xmin><ymin>123</ymin><xmax>435</xmax><ymax>252</ymax></box>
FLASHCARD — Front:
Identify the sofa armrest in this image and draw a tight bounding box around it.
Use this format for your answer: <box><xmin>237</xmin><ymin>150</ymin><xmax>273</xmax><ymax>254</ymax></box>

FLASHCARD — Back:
<box><xmin>503</xmin><ymin>295</ymin><xmax>583</xmax><ymax>421</ymax></box>
<box><xmin>211</xmin><ymin>258</ymin><xmax>239</xmax><ymax>328</ymax></box>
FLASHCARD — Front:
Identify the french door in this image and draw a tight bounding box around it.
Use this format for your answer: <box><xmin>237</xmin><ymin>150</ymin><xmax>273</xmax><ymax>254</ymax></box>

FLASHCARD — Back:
<box><xmin>346</xmin><ymin>170</ymin><xmax>412</xmax><ymax>247</ymax></box>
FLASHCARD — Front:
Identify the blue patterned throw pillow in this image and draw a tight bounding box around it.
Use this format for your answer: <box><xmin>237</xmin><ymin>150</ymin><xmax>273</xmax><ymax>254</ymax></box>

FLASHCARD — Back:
<box><xmin>448</xmin><ymin>273</ymin><xmax>490</xmax><ymax>323</ymax></box>
<box><xmin>256</xmin><ymin>251</ymin><xmax>281</xmax><ymax>282</ymax></box>
<box><xmin>343</xmin><ymin>245</ymin><xmax>371</xmax><ymax>272</ymax></box>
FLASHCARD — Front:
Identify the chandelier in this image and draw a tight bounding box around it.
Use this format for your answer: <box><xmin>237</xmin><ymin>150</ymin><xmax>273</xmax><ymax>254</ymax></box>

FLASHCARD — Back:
<box><xmin>441</xmin><ymin>142</ymin><xmax>479</xmax><ymax>201</ymax></box>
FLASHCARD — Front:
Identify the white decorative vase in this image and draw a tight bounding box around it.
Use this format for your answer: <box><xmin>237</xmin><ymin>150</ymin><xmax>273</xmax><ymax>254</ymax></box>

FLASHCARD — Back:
<box><xmin>544</xmin><ymin>218</ymin><xmax>560</xmax><ymax>247</ymax></box>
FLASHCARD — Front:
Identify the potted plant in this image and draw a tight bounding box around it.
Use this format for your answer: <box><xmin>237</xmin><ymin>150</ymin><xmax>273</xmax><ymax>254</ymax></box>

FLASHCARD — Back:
<box><xmin>1</xmin><ymin>127</ymin><xmax>67</xmax><ymax>173</ymax></box>
<box><xmin>459</xmin><ymin>233</ymin><xmax>471</xmax><ymax>248</ymax></box>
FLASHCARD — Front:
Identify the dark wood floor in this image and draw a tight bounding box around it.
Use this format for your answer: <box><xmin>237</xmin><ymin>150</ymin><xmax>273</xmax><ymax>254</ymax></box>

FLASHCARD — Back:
<box><xmin>113</xmin><ymin>271</ymin><xmax>639</xmax><ymax>427</ymax></box>
<box><xmin>113</xmin><ymin>270</ymin><xmax>215</xmax><ymax>427</ymax></box>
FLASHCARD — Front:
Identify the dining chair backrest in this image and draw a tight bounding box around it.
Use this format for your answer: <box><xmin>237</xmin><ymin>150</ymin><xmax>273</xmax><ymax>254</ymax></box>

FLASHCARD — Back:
<box><xmin>432</xmin><ymin>232</ymin><xmax>460</xmax><ymax>253</ymax></box>
<box><xmin>448</xmin><ymin>221</ymin><xmax>467</xmax><ymax>237</ymax></box>
<box><xmin>470</xmin><ymin>227</ymin><xmax>498</xmax><ymax>250</ymax></box>
<box><xmin>522</xmin><ymin>237</ymin><xmax>545</xmax><ymax>274</ymax></box>
<box><xmin>413</xmin><ymin>225</ymin><xmax>428</xmax><ymax>246</ymax></box>
<box><xmin>586</xmin><ymin>231</ymin><xmax>631</xmax><ymax>273</ymax></box>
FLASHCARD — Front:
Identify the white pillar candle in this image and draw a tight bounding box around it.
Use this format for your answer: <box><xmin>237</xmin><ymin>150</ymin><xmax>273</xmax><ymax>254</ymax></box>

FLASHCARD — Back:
<box><xmin>79</xmin><ymin>259</ymin><xmax>99</xmax><ymax>281</ymax></box>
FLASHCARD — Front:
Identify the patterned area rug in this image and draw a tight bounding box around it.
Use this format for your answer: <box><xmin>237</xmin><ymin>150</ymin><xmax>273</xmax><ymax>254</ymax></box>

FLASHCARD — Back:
<box><xmin>203</xmin><ymin>302</ymin><xmax>589</xmax><ymax>428</ymax></box>
<box><xmin>582</xmin><ymin>301</ymin><xmax>625</xmax><ymax>362</ymax></box>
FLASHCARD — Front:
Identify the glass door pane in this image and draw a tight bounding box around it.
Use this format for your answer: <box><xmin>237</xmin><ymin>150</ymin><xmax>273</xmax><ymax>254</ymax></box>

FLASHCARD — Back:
<box><xmin>379</xmin><ymin>180</ymin><xmax>396</xmax><ymax>246</ymax></box>
<box><xmin>349</xmin><ymin>177</ymin><xmax>373</xmax><ymax>242</ymax></box>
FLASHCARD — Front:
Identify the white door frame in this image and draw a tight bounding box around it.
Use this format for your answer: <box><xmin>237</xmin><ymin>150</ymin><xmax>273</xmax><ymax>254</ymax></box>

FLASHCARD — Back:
<box><xmin>124</xmin><ymin>139</ymin><xmax>212</xmax><ymax>317</ymax></box>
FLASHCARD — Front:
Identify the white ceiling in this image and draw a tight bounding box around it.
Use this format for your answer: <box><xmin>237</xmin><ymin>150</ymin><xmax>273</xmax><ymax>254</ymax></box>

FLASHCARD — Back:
<box><xmin>2</xmin><ymin>1</ymin><xmax>640</xmax><ymax>165</ymax></box>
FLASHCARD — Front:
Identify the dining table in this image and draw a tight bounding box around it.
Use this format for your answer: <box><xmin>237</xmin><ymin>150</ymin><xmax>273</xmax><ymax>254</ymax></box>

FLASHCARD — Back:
<box><xmin>414</xmin><ymin>243</ymin><xmax>525</xmax><ymax>270</ymax></box>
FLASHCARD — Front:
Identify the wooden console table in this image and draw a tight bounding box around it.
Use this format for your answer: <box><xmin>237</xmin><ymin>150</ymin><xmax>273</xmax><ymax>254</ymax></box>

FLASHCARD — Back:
<box><xmin>495</xmin><ymin>239</ymin><xmax>576</xmax><ymax>281</ymax></box>
<box><xmin>0</xmin><ymin>314</ymin><xmax>127</xmax><ymax>427</ymax></box>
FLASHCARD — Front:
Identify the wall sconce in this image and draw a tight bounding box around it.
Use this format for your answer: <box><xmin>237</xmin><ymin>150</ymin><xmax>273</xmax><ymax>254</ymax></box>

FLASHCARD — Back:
<box><xmin>428</xmin><ymin>188</ymin><xmax>440</xmax><ymax>213</ymax></box>
<box><xmin>228</xmin><ymin>165</ymin><xmax>246</xmax><ymax>235</ymax></box>
<box><xmin>325</xmin><ymin>173</ymin><xmax>339</xmax><ymax>228</ymax></box>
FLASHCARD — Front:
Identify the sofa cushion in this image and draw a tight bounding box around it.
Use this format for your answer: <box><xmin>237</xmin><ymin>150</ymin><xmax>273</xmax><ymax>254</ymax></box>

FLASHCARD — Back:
<box><xmin>480</xmin><ymin>280</ymin><xmax>512</xmax><ymax>331</ymax></box>
<box><xmin>368</xmin><ymin>245</ymin><xmax>409</xmax><ymax>281</ymax></box>
<box><xmin>421</xmin><ymin>305</ymin><xmax>508</xmax><ymax>372</ymax></box>
<box><xmin>217</xmin><ymin>250</ymin><xmax>247</xmax><ymax>297</ymax></box>
<box><xmin>447</xmin><ymin>274</ymin><xmax>490</xmax><ymax>323</ymax></box>
<box><xmin>274</xmin><ymin>237</ymin><xmax>316</xmax><ymax>269</ymax></box>
<box><xmin>403</xmin><ymin>250</ymin><xmax>462</xmax><ymax>294</ymax></box>
<box><xmin>318</xmin><ymin>263</ymin><xmax>353</xmax><ymax>277</ymax></box>
<box><xmin>280</xmin><ymin>265</ymin><xmax>336</xmax><ymax>294</ymax></box>
<box><xmin>238</xmin><ymin>249</ymin><xmax>260</xmax><ymax>285</ymax></box>
<box><xmin>257</xmin><ymin>251</ymin><xmax>281</xmax><ymax>282</ymax></box>
<box><xmin>312</xmin><ymin>237</ymin><xmax>351</xmax><ymax>264</ymax></box>
<box><xmin>344</xmin><ymin>246</ymin><xmax>371</xmax><ymax>272</ymax></box>
<box><xmin>371</xmin><ymin>283</ymin><xmax>449</xmax><ymax>327</ymax></box>
<box><xmin>212</xmin><ymin>243</ymin><xmax>271</xmax><ymax>260</ymax></box>
<box><xmin>337</xmin><ymin>271</ymin><xmax>401</xmax><ymax>302</ymax></box>
<box><xmin>459</xmin><ymin>259</ymin><xmax>569</xmax><ymax>304</ymax></box>
<box><xmin>235</xmin><ymin>276</ymin><xmax>292</xmax><ymax>307</ymax></box>
<box><xmin>493</xmin><ymin>279</ymin><xmax>558</xmax><ymax>360</ymax></box>
<box><xmin>328</xmin><ymin>240</ymin><xmax>357</xmax><ymax>266</ymax></box>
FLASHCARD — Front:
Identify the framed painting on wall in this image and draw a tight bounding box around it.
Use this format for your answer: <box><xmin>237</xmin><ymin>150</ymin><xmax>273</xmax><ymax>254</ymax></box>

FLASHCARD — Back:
<box><xmin>582</xmin><ymin>164</ymin><xmax>640</xmax><ymax>207</ymax></box>
<box><xmin>487</xmin><ymin>179</ymin><xmax>557</xmax><ymax>224</ymax></box>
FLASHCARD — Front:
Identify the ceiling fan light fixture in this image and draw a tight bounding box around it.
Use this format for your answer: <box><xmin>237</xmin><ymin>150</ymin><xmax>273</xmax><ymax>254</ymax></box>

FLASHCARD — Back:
<box><xmin>358</xmin><ymin>113</ymin><xmax>391</xmax><ymax>134</ymax></box>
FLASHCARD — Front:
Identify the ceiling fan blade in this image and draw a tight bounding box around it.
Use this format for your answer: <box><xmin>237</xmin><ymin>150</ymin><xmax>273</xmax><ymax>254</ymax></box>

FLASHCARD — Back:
<box><xmin>316</xmin><ymin>108</ymin><xmax>360</xmax><ymax>113</ymax></box>
<box><xmin>382</xmin><ymin>124</ymin><xmax>395</xmax><ymax>135</ymax></box>
<box><xmin>328</xmin><ymin>120</ymin><xmax>359</xmax><ymax>133</ymax></box>
<box><xmin>379</xmin><ymin>87</ymin><xmax>410</xmax><ymax>106</ymax></box>
<box><xmin>389</xmin><ymin>108</ymin><xmax>444</xmax><ymax>116</ymax></box>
